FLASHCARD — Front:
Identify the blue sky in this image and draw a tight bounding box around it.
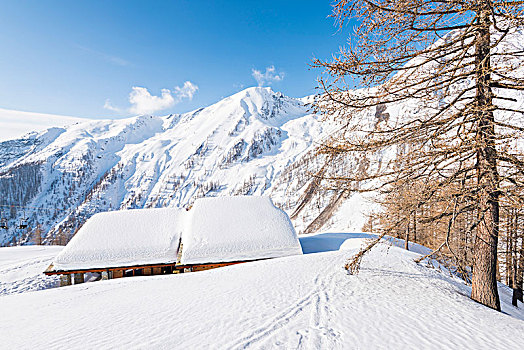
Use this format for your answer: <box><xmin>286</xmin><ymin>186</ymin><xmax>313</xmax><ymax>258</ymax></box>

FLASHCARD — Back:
<box><xmin>0</xmin><ymin>1</ymin><xmax>350</xmax><ymax>119</ymax></box>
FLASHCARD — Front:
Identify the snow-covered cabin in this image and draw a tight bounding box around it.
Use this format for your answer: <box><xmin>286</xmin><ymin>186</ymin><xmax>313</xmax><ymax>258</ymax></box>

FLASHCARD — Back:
<box><xmin>45</xmin><ymin>208</ymin><xmax>185</xmax><ymax>285</ymax></box>
<box><xmin>45</xmin><ymin>196</ymin><xmax>302</xmax><ymax>284</ymax></box>
<box><xmin>178</xmin><ymin>196</ymin><xmax>303</xmax><ymax>272</ymax></box>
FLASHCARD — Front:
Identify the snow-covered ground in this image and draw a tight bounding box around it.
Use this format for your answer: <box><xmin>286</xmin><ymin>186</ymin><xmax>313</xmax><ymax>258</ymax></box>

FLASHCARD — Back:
<box><xmin>0</xmin><ymin>245</ymin><xmax>62</xmax><ymax>296</ymax></box>
<box><xmin>0</xmin><ymin>233</ymin><xmax>522</xmax><ymax>349</ymax></box>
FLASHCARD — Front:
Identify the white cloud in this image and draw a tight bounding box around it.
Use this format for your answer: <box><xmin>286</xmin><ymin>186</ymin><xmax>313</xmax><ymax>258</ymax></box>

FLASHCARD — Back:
<box><xmin>104</xmin><ymin>81</ymin><xmax>199</xmax><ymax>115</ymax></box>
<box><xmin>128</xmin><ymin>87</ymin><xmax>175</xmax><ymax>115</ymax></box>
<box><xmin>251</xmin><ymin>65</ymin><xmax>285</xmax><ymax>86</ymax></box>
<box><xmin>174</xmin><ymin>81</ymin><xmax>199</xmax><ymax>100</ymax></box>
<box><xmin>103</xmin><ymin>99</ymin><xmax>122</xmax><ymax>113</ymax></box>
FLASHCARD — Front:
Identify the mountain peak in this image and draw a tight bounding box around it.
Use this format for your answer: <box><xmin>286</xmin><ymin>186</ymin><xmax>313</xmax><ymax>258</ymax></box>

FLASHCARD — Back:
<box><xmin>230</xmin><ymin>86</ymin><xmax>280</xmax><ymax>101</ymax></box>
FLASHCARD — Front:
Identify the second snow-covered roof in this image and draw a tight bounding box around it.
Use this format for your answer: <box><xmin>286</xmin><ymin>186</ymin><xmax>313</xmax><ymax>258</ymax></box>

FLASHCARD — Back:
<box><xmin>181</xmin><ymin>196</ymin><xmax>302</xmax><ymax>264</ymax></box>
<box><xmin>52</xmin><ymin>208</ymin><xmax>185</xmax><ymax>271</ymax></box>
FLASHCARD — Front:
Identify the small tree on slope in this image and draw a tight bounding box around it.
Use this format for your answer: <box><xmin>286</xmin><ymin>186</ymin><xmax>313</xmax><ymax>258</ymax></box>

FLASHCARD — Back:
<box><xmin>314</xmin><ymin>0</ymin><xmax>524</xmax><ymax>311</ymax></box>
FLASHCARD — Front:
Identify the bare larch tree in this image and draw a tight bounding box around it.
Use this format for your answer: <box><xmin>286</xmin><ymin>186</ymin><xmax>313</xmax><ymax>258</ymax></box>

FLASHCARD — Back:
<box><xmin>314</xmin><ymin>0</ymin><xmax>524</xmax><ymax>310</ymax></box>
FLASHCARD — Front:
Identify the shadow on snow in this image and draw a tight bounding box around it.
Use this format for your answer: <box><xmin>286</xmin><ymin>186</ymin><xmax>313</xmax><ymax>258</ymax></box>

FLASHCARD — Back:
<box><xmin>299</xmin><ymin>232</ymin><xmax>378</xmax><ymax>254</ymax></box>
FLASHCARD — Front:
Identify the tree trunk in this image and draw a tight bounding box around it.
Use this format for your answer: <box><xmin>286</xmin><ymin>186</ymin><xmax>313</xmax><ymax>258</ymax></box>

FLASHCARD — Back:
<box><xmin>513</xmin><ymin>211</ymin><xmax>523</xmax><ymax>305</ymax></box>
<box><xmin>413</xmin><ymin>211</ymin><xmax>417</xmax><ymax>243</ymax></box>
<box><xmin>506</xmin><ymin>212</ymin><xmax>513</xmax><ymax>287</ymax></box>
<box><xmin>404</xmin><ymin>214</ymin><xmax>410</xmax><ymax>250</ymax></box>
<box><xmin>512</xmin><ymin>254</ymin><xmax>520</xmax><ymax>306</ymax></box>
<box><xmin>470</xmin><ymin>5</ymin><xmax>501</xmax><ymax>311</ymax></box>
<box><xmin>463</xmin><ymin>210</ymin><xmax>469</xmax><ymax>264</ymax></box>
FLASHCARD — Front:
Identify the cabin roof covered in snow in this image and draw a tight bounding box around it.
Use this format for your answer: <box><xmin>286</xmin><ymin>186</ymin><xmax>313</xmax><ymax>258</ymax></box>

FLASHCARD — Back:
<box><xmin>181</xmin><ymin>196</ymin><xmax>302</xmax><ymax>264</ymax></box>
<box><xmin>51</xmin><ymin>208</ymin><xmax>185</xmax><ymax>271</ymax></box>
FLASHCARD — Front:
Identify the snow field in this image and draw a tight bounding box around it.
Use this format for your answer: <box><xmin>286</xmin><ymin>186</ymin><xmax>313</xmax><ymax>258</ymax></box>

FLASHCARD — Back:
<box><xmin>0</xmin><ymin>233</ymin><xmax>522</xmax><ymax>349</ymax></box>
<box><xmin>0</xmin><ymin>245</ymin><xmax>62</xmax><ymax>296</ymax></box>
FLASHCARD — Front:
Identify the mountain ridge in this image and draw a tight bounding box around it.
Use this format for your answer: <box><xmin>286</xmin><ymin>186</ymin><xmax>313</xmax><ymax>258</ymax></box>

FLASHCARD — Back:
<box><xmin>0</xmin><ymin>87</ymin><xmax>364</xmax><ymax>245</ymax></box>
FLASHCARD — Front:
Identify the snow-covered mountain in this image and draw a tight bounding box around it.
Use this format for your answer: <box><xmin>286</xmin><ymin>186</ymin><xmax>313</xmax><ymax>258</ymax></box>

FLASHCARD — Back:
<box><xmin>0</xmin><ymin>87</ymin><xmax>370</xmax><ymax>245</ymax></box>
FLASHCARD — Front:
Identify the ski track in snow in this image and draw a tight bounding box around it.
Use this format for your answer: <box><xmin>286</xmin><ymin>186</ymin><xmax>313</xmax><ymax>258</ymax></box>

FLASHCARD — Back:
<box><xmin>304</xmin><ymin>271</ymin><xmax>341</xmax><ymax>350</ymax></box>
<box><xmin>228</xmin><ymin>284</ymin><xmax>318</xmax><ymax>349</ymax></box>
<box><xmin>223</xmin><ymin>254</ymin><xmax>343</xmax><ymax>349</ymax></box>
